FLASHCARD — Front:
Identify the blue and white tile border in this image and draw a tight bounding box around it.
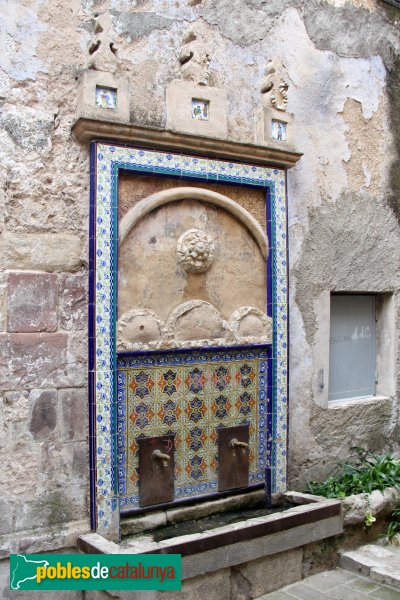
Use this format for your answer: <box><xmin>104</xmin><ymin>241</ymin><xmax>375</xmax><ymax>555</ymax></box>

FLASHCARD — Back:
<box><xmin>89</xmin><ymin>142</ymin><xmax>289</xmax><ymax>540</ymax></box>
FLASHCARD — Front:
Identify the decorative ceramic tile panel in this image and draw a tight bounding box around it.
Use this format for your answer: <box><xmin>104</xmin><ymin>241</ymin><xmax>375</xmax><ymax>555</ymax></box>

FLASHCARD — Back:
<box><xmin>192</xmin><ymin>98</ymin><xmax>210</xmax><ymax>120</ymax></box>
<box><xmin>271</xmin><ymin>120</ymin><xmax>287</xmax><ymax>141</ymax></box>
<box><xmin>95</xmin><ymin>86</ymin><xmax>117</xmax><ymax>110</ymax></box>
<box><xmin>117</xmin><ymin>346</ymin><xmax>270</xmax><ymax>509</ymax></box>
<box><xmin>89</xmin><ymin>142</ymin><xmax>288</xmax><ymax>539</ymax></box>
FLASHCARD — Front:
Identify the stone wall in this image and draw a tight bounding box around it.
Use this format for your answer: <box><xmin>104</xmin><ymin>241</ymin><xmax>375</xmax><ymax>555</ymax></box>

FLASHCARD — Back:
<box><xmin>1</xmin><ymin>0</ymin><xmax>399</xmax><ymax>544</ymax></box>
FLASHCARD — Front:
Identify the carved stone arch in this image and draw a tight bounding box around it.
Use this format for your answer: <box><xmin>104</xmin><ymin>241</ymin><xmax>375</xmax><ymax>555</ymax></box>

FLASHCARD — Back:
<box><xmin>118</xmin><ymin>186</ymin><xmax>269</xmax><ymax>258</ymax></box>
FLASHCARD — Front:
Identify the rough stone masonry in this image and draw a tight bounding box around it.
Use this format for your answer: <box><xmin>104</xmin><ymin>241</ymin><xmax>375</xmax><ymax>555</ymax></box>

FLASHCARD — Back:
<box><xmin>0</xmin><ymin>0</ymin><xmax>399</xmax><ymax>576</ymax></box>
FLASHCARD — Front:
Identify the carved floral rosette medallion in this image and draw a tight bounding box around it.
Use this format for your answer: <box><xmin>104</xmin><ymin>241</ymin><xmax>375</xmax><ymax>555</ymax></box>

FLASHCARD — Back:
<box><xmin>177</xmin><ymin>228</ymin><xmax>215</xmax><ymax>273</ymax></box>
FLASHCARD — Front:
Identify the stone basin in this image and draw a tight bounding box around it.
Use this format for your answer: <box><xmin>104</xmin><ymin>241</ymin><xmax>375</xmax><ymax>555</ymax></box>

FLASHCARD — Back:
<box><xmin>78</xmin><ymin>491</ymin><xmax>343</xmax><ymax>583</ymax></box>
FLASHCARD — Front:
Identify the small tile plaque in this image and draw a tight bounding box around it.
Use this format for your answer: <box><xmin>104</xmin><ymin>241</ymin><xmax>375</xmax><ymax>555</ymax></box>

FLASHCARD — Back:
<box><xmin>192</xmin><ymin>98</ymin><xmax>210</xmax><ymax>121</ymax></box>
<box><xmin>271</xmin><ymin>119</ymin><xmax>287</xmax><ymax>141</ymax></box>
<box><xmin>95</xmin><ymin>86</ymin><xmax>117</xmax><ymax>110</ymax></box>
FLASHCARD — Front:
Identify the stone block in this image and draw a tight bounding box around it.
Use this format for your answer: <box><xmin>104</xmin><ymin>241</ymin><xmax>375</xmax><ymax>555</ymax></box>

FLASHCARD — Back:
<box><xmin>165</xmin><ymin>490</ymin><xmax>265</xmax><ymax>525</ymax></box>
<box><xmin>58</xmin><ymin>388</ymin><xmax>87</xmax><ymax>441</ymax></box>
<box><xmin>255</xmin><ymin>106</ymin><xmax>295</xmax><ymax>147</ymax></box>
<box><xmin>0</xmin><ymin>272</ymin><xmax>7</xmax><ymax>332</ymax></box>
<box><xmin>309</xmin><ymin>397</ymin><xmax>395</xmax><ymax>474</ymax></box>
<box><xmin>159</xmin><ymin>568</ymin><xmax>231</xmax><ymax>600</ymax></box>
<box><xmin>166</xmin><ymin>80</ymin><xmax>227</xmax><ymax>139</ymax></box>
<box><xmin>340</xmin><ymin>544</ymin><xmax>400</xmax><ymax>589</ymax></box>
<box><xmin>0</xmin><ymin>441</ymin><xmax>40</xmax><ymax>496</ymax></box>
<box><xmin>8</xmin><ymin>272</ymin><xmax>57</xmax><ymax>333</ymax></box>
<box><xmin>0</xmin><ymin>333</ymin><xmax>68</xmax><ymax>390</ymax></box>
<box><xmin>39</xmin><ymin>441</ymin><xmax>62</xmax><ymax>476</ymax></box>
<box><xmin>0</xmin><ymin>335</ymin><xmax>9</xmax><ymax>389</ymax></box>
<box><xmin>59</xmin><ymin>273</ymin><xmax>88</xmax><ymax>331</ymax></box>
<box><xmin>121</xmin><ymin>511</ymin><xmax>167</xmax><ymax>536</ymax></box>
<box><xmin>29</xmin><ymin>389</ymin><xmax>57</xmax><ymax>441</ymax></box>
<box><xmin>4</xmin><ymin>519</ymin><xmax>90</xmax><ymax>557</ymax></box>
<box><xmin>78</xmin><ymin>533</ymin><xmax>120</xmax><ymax>555</ymax></box>
<box><xmin>370</xmin><ymin>567</ymin><xmax>400</xmax><ymax>590</ymax></box>
<box><xmin>181</xmin><ymin>514</ymin><xmax>342</xmax><ymax>580</ymax></box>
<box><xmin>232</xmin><ymin>548</ymin><xmax>303</xmax><ymax>598</ymax></box>
<box><xmin>2</xmin><ymin>390</ymin><xmax>29</xmax><ymax>423</ymax></box>
<box><xmin>0</xmin><ymin>498</ymin><xmax>14</xmax><ymax>535</ymax></box>
<box><xmin>14</xmin><ymin>483</ymin><xmax>88</xmax><ymax>533</ymax></box>
<box><xmin>35</xmin><ymin>445</ymin><xmax>88</xmax><ymax>516</ymax></box>
<box><xmin>0</xmin><ymin>104</ymin><xmax>54</xmax><ymax>152</ymax></box>
<box><xmin>0</xmin><ymin>390</ymin><xmax>31</xmax><ymax>443</ymax></box>
<box><xmin>71</xmin><ymin>442</ymin><xmax>89</xmax><ymax>479</ymax></box>
<box><xmin>0</xmin><ymin>233</ymin><xmax>83</xmax><ymax>272</ymax></box>
<box><xmin>77</xmin><ymin>70</ymin><xmax>130</xmax><ymax>123</ymax></box>
<box><xmin>60</xmin><ymin>441</ymin><xmax>89</xmax><ymax>480</ymax></box>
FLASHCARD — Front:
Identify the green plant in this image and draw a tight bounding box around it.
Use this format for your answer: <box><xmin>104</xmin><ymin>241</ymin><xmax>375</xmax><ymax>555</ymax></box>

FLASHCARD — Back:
<box><xmin>387</xmin><ymin>507</ymin><xmax>400</xmax><ymax>545</ymax></box>
<box><xmin>364</xmin><ymin>511</ymin><xmax>376</xmax><ymax>527</ymax></box>
<box><xmin>305</xmin><ymin>447</ymin><xmax>400</xmax><ymax>499</ymax></box>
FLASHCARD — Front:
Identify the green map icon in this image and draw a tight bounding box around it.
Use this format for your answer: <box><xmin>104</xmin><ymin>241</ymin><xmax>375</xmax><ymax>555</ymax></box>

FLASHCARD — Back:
<box><xmin>10</xmin><ymin>554</ymin><xmax>49</xmax><ymax>590</ymax></box>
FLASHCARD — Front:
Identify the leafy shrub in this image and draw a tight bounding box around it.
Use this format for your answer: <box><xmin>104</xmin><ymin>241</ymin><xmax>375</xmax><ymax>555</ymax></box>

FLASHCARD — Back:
<box><xmin>306</xmin><ymin>448</ymin><xmax>400</xmax><ymax>498</ymax></box>
<box><xmin>387</xmin><ymin>507</ymin><xmax>400</xmax><ymax>545</ymax></box>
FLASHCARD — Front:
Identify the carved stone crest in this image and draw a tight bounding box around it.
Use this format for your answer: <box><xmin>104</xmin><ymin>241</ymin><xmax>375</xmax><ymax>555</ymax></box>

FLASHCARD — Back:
<box><xmin>177</xmin><ymin>229</ymin><xmax>215</xmax><ymax>273</ymax></box>
<box><xmin>260</xmin><ymin>59</ymin><xmax>288</xmax><ymax>112</ymax></box>
<box><xmin>178</xmin><ymin>25</ymin><xmax>212</xmax><ymax>86</ymax></box>
<box><xmin>87</xmin><ymin>13</ymin><xmax>118</xmax><ymax>73</ymax></box>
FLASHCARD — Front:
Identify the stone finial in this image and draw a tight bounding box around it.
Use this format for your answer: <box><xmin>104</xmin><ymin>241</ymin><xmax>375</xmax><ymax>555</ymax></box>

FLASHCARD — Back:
<box><xmin>87</xmin><ymin>13</ymin><xmax>118</xmax><ymax>73</ymax></box>
<box><xmin>178</xmin><ymin>26</ymin><xmax>212</xmax><ymax>86</ymax></box>
<box><xmin>260</xmin><ymin>59</ymin><xmax>288</xmax><ymax>111</ymax></box>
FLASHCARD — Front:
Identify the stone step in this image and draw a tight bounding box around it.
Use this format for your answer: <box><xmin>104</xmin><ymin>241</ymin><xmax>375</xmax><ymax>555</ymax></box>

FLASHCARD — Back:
<box><xmin>339</xmin><ymin>543</ymin><xmax>400</xmax><ymax>590</ymax></box>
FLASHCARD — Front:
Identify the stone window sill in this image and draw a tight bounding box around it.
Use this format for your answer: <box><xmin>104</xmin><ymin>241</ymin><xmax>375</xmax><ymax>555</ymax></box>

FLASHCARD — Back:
<box><xmin>328</xmin><ymin>395</ymin><xmax>390</xmax><ymax>409</ymax></box>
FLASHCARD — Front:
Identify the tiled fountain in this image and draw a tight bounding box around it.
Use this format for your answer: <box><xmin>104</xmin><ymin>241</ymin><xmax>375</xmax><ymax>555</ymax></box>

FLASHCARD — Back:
<box><xmin>80</xmin><ymin>141</ymin><xmax>342</xmax><ymax>597</ymax></box>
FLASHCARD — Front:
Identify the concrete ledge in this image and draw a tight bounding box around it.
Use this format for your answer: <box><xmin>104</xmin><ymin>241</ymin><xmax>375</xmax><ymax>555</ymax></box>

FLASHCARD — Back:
<box><xmin>72</xmin><ymin>118</ymin><xmax>302</xmax><ymax>168</ymax></box>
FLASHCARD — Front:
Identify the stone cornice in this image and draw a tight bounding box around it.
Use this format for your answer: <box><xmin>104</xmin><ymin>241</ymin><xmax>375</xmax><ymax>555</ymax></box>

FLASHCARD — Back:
<box><xmin>72</xmin><ymin>118</ymin><xmax>302</xmax><ymax>168</ymax></box>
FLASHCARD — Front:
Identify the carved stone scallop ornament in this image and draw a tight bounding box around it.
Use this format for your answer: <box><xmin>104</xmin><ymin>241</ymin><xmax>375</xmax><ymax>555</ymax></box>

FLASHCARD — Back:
<box><xmin>177</xmin><ymin>228</ymin><xmax>215</xmax><ymax>273</ymax></box>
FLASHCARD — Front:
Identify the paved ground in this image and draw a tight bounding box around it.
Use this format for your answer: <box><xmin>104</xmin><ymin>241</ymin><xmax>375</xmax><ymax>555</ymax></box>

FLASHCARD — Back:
<box><xmin>258</xmin><ymin>568</ymin><xmax>400</xmax><ymax>599</ymax></box>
